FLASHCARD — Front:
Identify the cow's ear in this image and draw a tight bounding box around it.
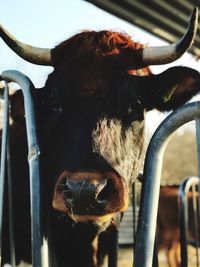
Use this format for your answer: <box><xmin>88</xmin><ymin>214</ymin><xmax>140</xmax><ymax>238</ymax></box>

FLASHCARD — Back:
<box><xmin>149</xmin><ymin>66</ymin><xmax>200</xmax><ymax>111</ymax></box>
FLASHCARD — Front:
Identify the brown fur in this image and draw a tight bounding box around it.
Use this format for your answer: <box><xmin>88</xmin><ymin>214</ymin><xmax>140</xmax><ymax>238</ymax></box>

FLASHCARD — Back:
<box><xmin>52</xmin><ymin>31</ymin><xmax>149</xmax><ymax>70</ymax></box>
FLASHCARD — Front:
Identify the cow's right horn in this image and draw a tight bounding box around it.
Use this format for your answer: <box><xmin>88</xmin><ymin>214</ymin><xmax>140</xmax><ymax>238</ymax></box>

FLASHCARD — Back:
<box><xmin>141</xmin><ymin>6</ymin><xmax>198</xmax><ymax>66</ymax></box>
<box><xmin>0</xmin><ymin>24</ymin><xmax>52</xmax><ymax>66</ymax></box>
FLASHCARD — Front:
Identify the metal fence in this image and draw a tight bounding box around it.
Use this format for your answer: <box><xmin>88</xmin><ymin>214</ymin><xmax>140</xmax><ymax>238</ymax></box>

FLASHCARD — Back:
<box><xmin>0</xmin><ymin>70</ymin><xmax>200</xmax><ymax>267</ymax></box>
<box><xmin>0</xmin><ymin>71</ymin><xmax>47</xmax><ymax>267</ymax></box>
<box><xmin>134</xmin><ymin>101</ymin><xmax>200</xmax><ymax>267</ymax></box>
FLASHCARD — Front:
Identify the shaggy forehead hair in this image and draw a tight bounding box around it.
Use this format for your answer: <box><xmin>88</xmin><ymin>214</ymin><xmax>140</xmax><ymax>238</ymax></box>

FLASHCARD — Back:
<box><xmin>51</xmin><ymin>30</ymin><xmax>151</xmax><ymax>77</ymax></box>
<box><xmin>55</xmin><ymin>30</ymin><xmax>145</xmax><ymax>54</ymax></box>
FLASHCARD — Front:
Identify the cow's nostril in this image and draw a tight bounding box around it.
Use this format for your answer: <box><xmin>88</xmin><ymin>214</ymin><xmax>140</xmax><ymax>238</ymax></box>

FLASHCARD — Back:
<box><xmin>63</xmin><ymin>185</ymin><xmax>73</xmax><ymax>200</ymax></box>
<box><xmin>96</xmin><ymin>179</ymin><xmax>114</xmax><ymax>202</ymax></box>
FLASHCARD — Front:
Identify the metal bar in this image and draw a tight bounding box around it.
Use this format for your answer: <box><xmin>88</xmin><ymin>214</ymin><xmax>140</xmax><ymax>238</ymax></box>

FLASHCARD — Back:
<box><xmin>179</xmin><ymin>179</ymin><xmax>189</xmax><ymax>267</ymax></box>
<box><xmin>108</xmin><ymin>226</ymin><xmax>119</xmax><ymax>267</ymax></box>
<box><xmin>195</xmin><ymin>118</ymin><xmax>200</xmax><ymax>256</ymax></box>
<box><xmin>0</xmin><ymin>82</ymin><xmax>9</xmax><ymax>266</ymax></box>
<box><xmin>179</xmin><ymin>177</ymin><xmax>200</xmax><ymax>267</ymax></box>
<box><xmin>132</xmin><ymin>182</ymin><xmax>137</xmax><ymax>248</ymax></box>
<box><xmin>152</xmin><ymin>238</ymin><xmax>158</xmax><ymax>267</ymax></box>
<box><xmin>191</xmin><ymin>183</ymin><xmax>199</xmax><ymax>267</ymax></box>
<box><xmin>134</xmin><ymin>101</ymin><xmax>200</xmax><ymax>267</ymax></box>
<box><xmin>5</xmin><ymin>82</ymin><xmax>16</xmax><ymax>267</ymax></box>
<box><xmin>1</xmin><ymin>70</ymin><xmax>48</xmax><ymax>267</ymax></box>
<box><xmin>132</xmin><ymin>182</ymin><xmax>136</xmax><ymax>267</ymax></box>
<box><xmin>195</xmin><ymin>119</ymin><xmax>200</xmax><ymax>175</ymax></box>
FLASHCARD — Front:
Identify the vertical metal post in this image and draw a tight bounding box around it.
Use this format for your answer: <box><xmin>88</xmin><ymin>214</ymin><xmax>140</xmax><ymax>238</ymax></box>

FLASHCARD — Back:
<box><xmin>0</xmin><ymin>82</ymin><xmax>16</xmax><ymax>266</ymax></box>
<box><xmin>132</xmin><ymin>182</ymin><xmax>137</xmax><ymax>250</ymax></box>
<box><xmin>179</xmin><ymin>180</ymin><xmax>189</xmax><ymax>267</ymax></box>
<box><xmin>134</xmin><ymin>102</ymin><xmax>200</xmax><ymax>267</ymax></box>
<box><xmin>195</xmin><ymin>119</ymin><xmax>200</xmax><ymax>267</ymax></box>
<box><xmin>195</xmin><ymin>119</ymin><xmax>200</xmax><ymax>176</ymax></box>
<box><xmin>7</xmin><ymin>130</ymin><xmax>16</xmax><ymax>267</ymax></box>
<box><xmin>0</xmin><ymin>83</ymin><xmax>9</xmax><ymax>266</ymax></box>
<box><xmin>191</xmin><ymin>183</ymin><xmax>199</xmax><ymax>267</ymax></box>
<box><xmin>4</xmin><ymin>82</ymin><xmax>16</xmax><ymax>267</ymax></box>
<box><xmin>179</xmin><ymin>177</ymin><xmax>200</xmax><ymax>267</ymax></box>
<box><xmin>108</xmin><ymin>226</ymin><xmax>119</xmax><ymax>267</ymax></box>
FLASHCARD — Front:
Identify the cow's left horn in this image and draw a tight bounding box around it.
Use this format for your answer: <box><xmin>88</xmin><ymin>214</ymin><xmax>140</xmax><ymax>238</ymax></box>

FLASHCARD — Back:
<box><xmin>141</xmin><ymin>7</ymin><xmax>198</xmax><ymax>66</ymax></box>
<box><xmin>0</xmin><ymin>24</ymin><xmax>52</xmax><ymax>66</ymax></box>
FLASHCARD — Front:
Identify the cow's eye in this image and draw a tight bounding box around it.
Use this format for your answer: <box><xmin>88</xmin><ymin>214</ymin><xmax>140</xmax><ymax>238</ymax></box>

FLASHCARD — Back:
<box><xmin>123</xmin><ymin>99</ymin><xmax>144</xmax><ymax>123</ymax></box>
<box><xmin>49</xmin><ymin>93</ymin><xmax>63</xmax><ymax>114</ymax></box>
<box><xmin>127</xmin><ymin>106</ymin><xmax>132</xmax><ymax>115</ymax></box>
<box><xmin>52</xmin><ymin>102</ymin><xmax>63</xmax><ymax>114</ymax></box>
<box><xmin>130</xmin><ymin>99</ymin><xmax>143</xmax><ymax>112</ymax></box>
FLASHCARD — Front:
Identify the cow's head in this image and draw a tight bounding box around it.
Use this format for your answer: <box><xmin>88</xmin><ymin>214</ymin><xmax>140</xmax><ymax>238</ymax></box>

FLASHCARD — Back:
<box><xmin>1</xmin><ymin>8</ymin><xmax>200</xmax><ymax>229</ymax></box>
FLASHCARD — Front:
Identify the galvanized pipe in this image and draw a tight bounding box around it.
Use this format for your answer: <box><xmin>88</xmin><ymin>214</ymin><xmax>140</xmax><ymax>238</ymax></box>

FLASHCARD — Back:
<box><xmin>195</xmin><ymin>119</ymin><xmax>200</xmax><ymax>175</ymax></box>
<box><xmin>132</xmin><ymin>182</ymin><xmax>137</xmax><ymax>252</ymax></box>
<box><xmin>108</xmin><ymin>226</ymin><xmax>119</xmax><ymax>267</ymax></box>
<box><xmin>134</xmin><ymin>101</ymin><xmax>200</xmax><ymax>267</ymax></box>
<box><xmin>179</xmin><ymin>176</ymin><xmax>200</xmax><ymax>267</ymax></box>
<box><xmin>195</xmin><ymin>119</ymin><xmax>200</xmax><ymax>254</ymax></box>
<box><xmin>4</xmin><ymin>82</ymin><xmax>16</xmax><ymax>267</ymax></box>
<box><xmin>0</xmin><ymin>70</ymin><xmax>47</xmax><ymax>267</ymax></box>
<box><xmin>0</xmin><ymin>82</ymin><xmax>9</xmax><ymax>266</ymax></box>
<box><xmin>191</xmin><ymin>182</ymin><xmax>199</xmax><ymax>267</ymax></box>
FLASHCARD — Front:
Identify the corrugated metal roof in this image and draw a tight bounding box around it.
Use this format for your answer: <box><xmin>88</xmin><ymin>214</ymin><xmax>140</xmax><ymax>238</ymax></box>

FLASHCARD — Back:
<box><xmin>85</xmin><ymin>0</ymin><xmax>200</xmax><ymax>57</ymax></box>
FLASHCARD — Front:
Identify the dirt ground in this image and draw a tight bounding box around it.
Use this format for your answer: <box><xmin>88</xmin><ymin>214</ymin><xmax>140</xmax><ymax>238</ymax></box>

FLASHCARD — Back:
<box><xmin>3</xmin><ymin>246</ymin><xmax>199</xmax><ymax>267</ymax></box>
<box><xmin>117</xmin><ymin>246</ymin><xmax>200</xmax><ymax>267</ymax></box>
<box><xmin>118</xmin><ymin>247</ymin><xmax>133</xmax><ymax>267</ymax></box>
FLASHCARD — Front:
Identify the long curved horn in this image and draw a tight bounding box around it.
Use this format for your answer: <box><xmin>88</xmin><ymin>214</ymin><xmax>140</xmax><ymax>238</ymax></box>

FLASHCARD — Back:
<box><xmin>141</xmin><ymin>7</ymin><xmax>198</xmax><ymax>66</ymax></box>
<box><xmin>0</xmin><ymin>25</ymin><xmax>52</xmax><ymax>66</ymax></box>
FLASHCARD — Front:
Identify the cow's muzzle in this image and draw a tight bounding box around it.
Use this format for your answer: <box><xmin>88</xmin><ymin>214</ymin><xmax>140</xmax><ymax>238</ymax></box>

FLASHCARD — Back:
<box><xmin>52</xmin><ymin>170</ymin><xmax>129</xmax><ymax>223</ymax></box>
<box><xmin>63</xmin><ymin>178</ymin><xmax>108</xmax><ymax>213</ymax></box>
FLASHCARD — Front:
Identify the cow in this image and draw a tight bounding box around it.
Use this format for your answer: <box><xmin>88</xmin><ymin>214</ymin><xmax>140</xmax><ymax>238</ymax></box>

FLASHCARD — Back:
<box><xmin>157</xmin><ymin>185</ymin><xmax>200</xmax><ymax>267</ymax></box>
<box><xmin>0</xmin><ymin>7</ymin><xmax>200</xmax><ymax>267</ymax></box>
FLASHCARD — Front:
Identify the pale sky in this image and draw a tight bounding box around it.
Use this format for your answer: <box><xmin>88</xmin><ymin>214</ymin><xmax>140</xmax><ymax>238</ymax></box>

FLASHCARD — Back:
<box><xmin>0</xmin><ymin>0</ymin><xmax>199</xmax><ymax>133</ymax></box>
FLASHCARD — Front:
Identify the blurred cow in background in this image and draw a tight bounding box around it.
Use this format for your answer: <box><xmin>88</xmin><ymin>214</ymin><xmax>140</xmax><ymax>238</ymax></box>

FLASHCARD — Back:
<box><xmin>157</xmin><ymin>185</ymin><xmax>200</xmax><ymax>267</ymax></box>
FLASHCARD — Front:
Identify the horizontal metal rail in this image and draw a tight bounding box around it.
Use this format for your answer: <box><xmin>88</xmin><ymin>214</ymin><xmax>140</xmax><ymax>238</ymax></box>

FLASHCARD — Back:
<box><xmin>134</xmin><ymin>101</ymin><xmax>200</xmax><ymax>267</ymax></box>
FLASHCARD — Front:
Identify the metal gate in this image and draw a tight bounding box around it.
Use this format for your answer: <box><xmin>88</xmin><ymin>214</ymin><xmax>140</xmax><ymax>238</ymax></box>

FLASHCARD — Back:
<box><xmin>0</xmin><ymin>71</ymin><xmax>47</xmax><ymax>267</ymax></box>
<box><xmin>0</xmin><ymin>70</ymin><xmax>200</xmax><ymax>267</ymax></box>
<box><xmin>134</xmin><ymin>101</ymin><xmax>200</xmax><ymax>267</ymax></box>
